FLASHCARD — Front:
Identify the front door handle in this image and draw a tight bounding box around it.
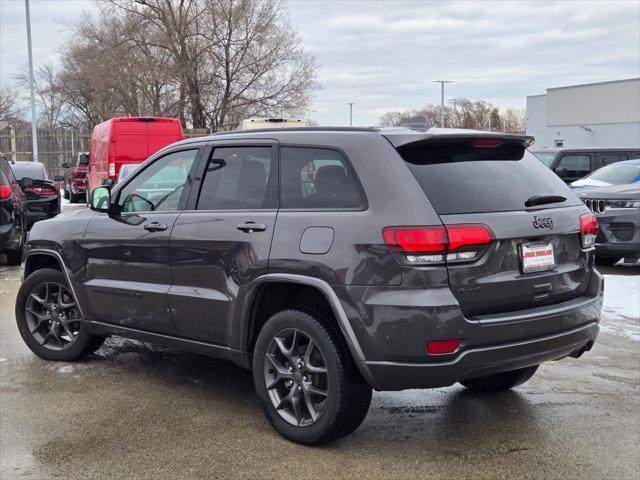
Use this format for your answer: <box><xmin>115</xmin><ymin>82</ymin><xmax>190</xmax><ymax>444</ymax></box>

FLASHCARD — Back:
<box><xmin>237</xmin><ymin>222</ymin><xmax>267</xmax><ymax>233</ymax></box>
<box><xmin>144</xmin><ymin>222</ymin><xmax>168</xmax><ymax>232</ymax></box>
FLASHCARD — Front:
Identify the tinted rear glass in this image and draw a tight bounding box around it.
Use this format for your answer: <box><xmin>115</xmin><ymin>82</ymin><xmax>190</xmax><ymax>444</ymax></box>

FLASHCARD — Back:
<box><xmin>11</xmin><ymin>163</ymin><xmax>46</xmax><ymax>180</ymax></box>
<box><xmin>398</xmin><ymin>140</ymin><xmax>581</xmax><ymax>214</ymax></box>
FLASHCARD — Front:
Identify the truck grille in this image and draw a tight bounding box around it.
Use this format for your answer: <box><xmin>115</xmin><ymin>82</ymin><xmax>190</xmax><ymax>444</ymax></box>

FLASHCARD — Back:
<box><xmin>583</xmin><ymin>199</ymin><xmax>606</xmax><ymax>214</ymax></box>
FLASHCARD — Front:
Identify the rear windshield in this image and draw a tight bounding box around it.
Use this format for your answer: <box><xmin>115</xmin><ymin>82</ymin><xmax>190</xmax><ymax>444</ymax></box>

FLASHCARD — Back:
<box><xmin>11</xmin><ymin>163</ymin><xmax>46</xmax><ymax>180</ymax></box>
<box><xmin>398</xmin><ymin>140</ymin><xmax>581</xmax><ymax>214</ymax></box>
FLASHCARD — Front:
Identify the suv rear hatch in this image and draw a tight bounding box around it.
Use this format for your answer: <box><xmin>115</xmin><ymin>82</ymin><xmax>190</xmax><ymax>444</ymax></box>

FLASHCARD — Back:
<box><xmin>386</xmin><ymin>130</ymin><xmax>594</xmax><ymax>317</ymax></box>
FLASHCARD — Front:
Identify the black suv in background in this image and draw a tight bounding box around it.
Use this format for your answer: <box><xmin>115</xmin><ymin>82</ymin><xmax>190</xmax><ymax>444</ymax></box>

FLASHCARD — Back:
<box><xmin>16</xmin><ymin>127</ymin><xmax>602</xmax><ymax>444</ymax></box>
<box><xmin>1</xmin><ymin>155</ymin><xmax>27</xmax><ymax>265</ymax></box>
<box><xmin>531</xmin><ymin>147</ymin><xmax>640</xmax><ymax>183</ymax></box>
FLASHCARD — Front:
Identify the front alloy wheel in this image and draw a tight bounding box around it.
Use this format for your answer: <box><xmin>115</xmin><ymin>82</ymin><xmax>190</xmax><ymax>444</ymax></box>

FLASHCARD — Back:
<box><xmin>16</xmin><ymin>268</ymin><xmax>105</xmax><ymax>361</ymax></box>
<box><xmin>264</xmin><ymin>328</ymin><xmax>329</xmax><ymax>426</ymax></box>
<box><xmin>25</xmin><ymin>281</ymin><xmax>81</xmax><ymax>350</ymax></box>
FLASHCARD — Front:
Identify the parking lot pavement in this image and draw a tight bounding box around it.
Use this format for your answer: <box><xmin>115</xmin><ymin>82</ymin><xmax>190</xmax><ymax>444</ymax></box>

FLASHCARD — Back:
<box><xmin>1</xmin><ymin>231</ymin><xmax>639</xmax><ymax>479</ymax></box>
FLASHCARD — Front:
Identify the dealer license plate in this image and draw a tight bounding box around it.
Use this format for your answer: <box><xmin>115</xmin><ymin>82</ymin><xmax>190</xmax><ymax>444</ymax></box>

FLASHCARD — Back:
<box><xmin>520</xmin><ymin>242</ymin><xmax>555</xmax><ymax>273</ymax></box>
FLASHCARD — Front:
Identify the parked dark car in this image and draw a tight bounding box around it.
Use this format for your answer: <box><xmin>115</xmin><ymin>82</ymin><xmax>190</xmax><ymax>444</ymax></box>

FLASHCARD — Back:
<box><xmin>62</xmin><ymin>152</ymin><xmax>89</xmax><ymax>203</ymax></box>
<box><xmin>578</xmin><ymin>183</ymin><xmax>640</xmax><ymax>265</ymax></box>
<box><xmin>16</xmin><ymin>127</ymin><xmax>602</xmax><ymax>444</ymax></box>
<box><xmin>0</xmin><ymin>155</ymin><xmax>28</xmax><ymax>265</ymax></box>
<box><xmin>10</xmin><ymin>161</ymin><xmax>62</xmax><ymax>228</ymax></box>
<box><xmin>530</xmin><ymin>147</ymin><xmax>640</xmax><ymax>183</ymax></box>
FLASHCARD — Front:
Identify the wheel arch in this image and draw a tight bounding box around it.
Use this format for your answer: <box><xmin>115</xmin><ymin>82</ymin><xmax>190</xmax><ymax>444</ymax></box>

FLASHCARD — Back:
<box><xmin>23</xmin><ymin>249</ymin><xmax>87</xmax><ymax>318</ymax></box>
<box><xmin>241</xmin><ymin>274</ymin><xmax>375</xmax><ymax>386</ymax></box>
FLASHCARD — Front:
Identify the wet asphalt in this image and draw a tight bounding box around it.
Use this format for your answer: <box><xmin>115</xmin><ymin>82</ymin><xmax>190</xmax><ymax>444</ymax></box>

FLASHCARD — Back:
<box><xmin>0</xmin><ymin>212</ymin><xmax>638</xmax><ymax>479</ymax></box>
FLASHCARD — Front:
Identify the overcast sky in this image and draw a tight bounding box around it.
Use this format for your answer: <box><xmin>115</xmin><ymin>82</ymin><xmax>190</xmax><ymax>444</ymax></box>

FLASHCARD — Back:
<box><xmin>1</xmin><ymin>0</ymin><xmax>639</xmax><ymax>126</ymax></box>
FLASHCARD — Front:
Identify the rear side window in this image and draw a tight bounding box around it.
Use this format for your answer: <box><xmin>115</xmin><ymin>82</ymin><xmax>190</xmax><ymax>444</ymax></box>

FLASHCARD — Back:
<box><xmin>197</xmin><ymin>146</ymin><xmax>275</xmax><ymax>210</ymax></box>
<box><xmin>280</xmin><ymin>147</ymin><xmax>365</xmax><ymax>209</ymax></box>
<box><xmin>600</xmin><ymin>154</ymin><xmax>627</xmax><ymax>165</ymax></box>
<box><xmin>398</xmin><ymin>140</ymin><xmax>580</xmax><ymax>214</ymax></box>
<box><xmin>555</xmin><ymin>154</ymin><xmax>591</xmax><ymax>178</ymax></box>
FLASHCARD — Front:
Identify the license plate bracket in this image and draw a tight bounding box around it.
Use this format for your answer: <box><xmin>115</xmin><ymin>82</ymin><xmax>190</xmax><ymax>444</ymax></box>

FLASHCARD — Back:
<box><xmin>520</xmin><ymin>241</ymin><xmax>556</xmax><ymax>273</ymax></box>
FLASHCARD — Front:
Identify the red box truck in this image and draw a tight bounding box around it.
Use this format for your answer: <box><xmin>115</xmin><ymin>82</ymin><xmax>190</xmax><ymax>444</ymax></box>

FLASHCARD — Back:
<box><xmin>87</xmin><ymin>117</ymin><xmax>184</xmax><ymax>192</ymax></box>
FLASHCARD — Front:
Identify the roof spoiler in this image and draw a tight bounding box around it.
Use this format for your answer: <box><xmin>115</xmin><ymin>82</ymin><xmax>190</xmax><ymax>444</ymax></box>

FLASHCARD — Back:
<box><xmin>382</xmin><ymin>128</ymin><xmax>535</xmax><ymax>148</ymax></box>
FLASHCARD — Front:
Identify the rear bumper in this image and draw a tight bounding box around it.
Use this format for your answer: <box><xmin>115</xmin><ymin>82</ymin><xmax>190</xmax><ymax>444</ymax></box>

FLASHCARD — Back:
<box><xmin>26</xmin><ymin>198</ymin><xmax>60</xmax><ymax>227</ymax></box>
<box><xmin>342</xmin><ymin>269</ymin><xmax>603</xmax><ymax>391</ymax></box>
<box><xmin>362</xmin><ymin>321</ymin><xmax>598</xmax><ymax>390</ymax></box>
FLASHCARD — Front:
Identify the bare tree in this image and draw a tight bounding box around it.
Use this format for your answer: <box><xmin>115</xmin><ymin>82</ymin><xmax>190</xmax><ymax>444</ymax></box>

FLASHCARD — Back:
<box><xmin>379</xmin><ymin>100</ymin><xmax>525</xmax><ymax>133</ymax></box>
<box><xmin>16</xmin><ymin>64</ymin><xmax>68</xmax><ymax>129</ymax></box>
<box><xmin>0</xmin><ymin>87</ymin><xmax>24</xmax><ymax>124</ymax></box>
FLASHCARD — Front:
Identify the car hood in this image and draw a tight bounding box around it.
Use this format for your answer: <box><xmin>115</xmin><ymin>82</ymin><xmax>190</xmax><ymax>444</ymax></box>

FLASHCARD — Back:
<box><xmin>571</xmin><ymin>179</ymin><xmax>612</xmax><ymax>189</ymax></box>
<box><xmin>578</xmin><ymin>184</ymin><xmax>640</xmax><ymax>200</ymax></box>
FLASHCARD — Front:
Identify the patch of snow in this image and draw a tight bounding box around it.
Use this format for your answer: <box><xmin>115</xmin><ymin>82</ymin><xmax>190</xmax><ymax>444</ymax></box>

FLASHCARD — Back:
<box><xmin>601</xmin><ymin>274</ymin><xmax>640</xmax><ymax>341</ymax></box>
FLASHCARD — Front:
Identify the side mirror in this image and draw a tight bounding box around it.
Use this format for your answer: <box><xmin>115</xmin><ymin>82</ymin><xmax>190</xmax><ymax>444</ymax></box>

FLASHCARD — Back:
<box><xmin>54</xmin><ymin>175</ymin><xmax>64</xmax><ymax>182</ymax></box>
<box><xmin>79</xmin><ymin>154</ymin><xmax>89</xmax><ymax>165</ymax></box>
<box><xmin>20</xmin><ymin>177</ymin><xmax>34</xmax><ymax>187</ymax></box>
<box><xmin>102</xmin><ymin>178</ymin><xmax>115</xmax><ymax>186</ymax></box>
<box><xmin>90</xmin><ymin>186</ymin><xmax>111</xmax><ymax>213</ymax></box>
<box><xmin>61</xmin><ymin>163</ymin><xmax>70</xmax><ymax>169</ymax></box>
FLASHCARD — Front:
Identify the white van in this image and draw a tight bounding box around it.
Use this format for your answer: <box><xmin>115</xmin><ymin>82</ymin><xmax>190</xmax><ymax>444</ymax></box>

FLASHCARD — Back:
<box><xmin>239</xmin><ymin>118</ymin><xmax>310</xmax><ymax>130</ymax></box>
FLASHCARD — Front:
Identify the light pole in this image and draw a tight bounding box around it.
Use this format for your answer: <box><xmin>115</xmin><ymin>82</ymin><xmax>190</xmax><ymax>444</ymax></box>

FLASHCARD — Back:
<box><xmin>25</xmin><ymin>0</ymin><xmax>38</xmax><ymax>162</ymax></box>
<box><xmin>433</xmin><ymin>80</ymin><xmax>453</xmax><ymax>128</ymax></box>
<box><xmin>347</xmin><ymin>103</ymin><xmax>354</xmax><ymax>127</ymax></box>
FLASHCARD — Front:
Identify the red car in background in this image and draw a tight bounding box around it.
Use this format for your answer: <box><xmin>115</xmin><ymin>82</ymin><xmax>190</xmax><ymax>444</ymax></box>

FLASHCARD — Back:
<box><xmin>87</xmin><ymin>117</ymin><xmax>184</xmax><ymax>192</ymax></box>
<box><xmin>62</xmin><ymin>152</ymin><xmax>89</xmax><ymax>203</ymax></box>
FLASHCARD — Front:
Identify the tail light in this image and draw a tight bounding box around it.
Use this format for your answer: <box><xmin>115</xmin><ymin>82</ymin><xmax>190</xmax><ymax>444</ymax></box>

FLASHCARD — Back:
<box><xmin>108</xmin><ymin>163</ymin><xmax>116</xmax><ymax>177</ymax></box>
<box><xmin>382</xmin><ymin>224</ymin><xmax>494</xmax><ymax>264</ymax></box>
<box><xmin>580</xmin><ymin>213</ymin><xmax>598</xmax><ymax>248</ymax></box>
<box><xmin>25</xmin><ymin>185</ymin><xmax>58</xmax><ymax>196</ymax></box>
<box><xmin>0</xmin><ymin>185</ymin><xmax>11</xmax><ymax>200</ymax></box>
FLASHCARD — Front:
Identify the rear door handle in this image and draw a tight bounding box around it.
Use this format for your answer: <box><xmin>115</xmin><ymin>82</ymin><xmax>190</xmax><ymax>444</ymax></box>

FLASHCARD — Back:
<box><xmin>144</xmin><ymin>222</ymin><xmax>168</xmax><ymax>232</ymax></box>
<box><xmin>237</xmin><ymin>222</ymin><xmax>267</xmax><ymax>233</ymax></box>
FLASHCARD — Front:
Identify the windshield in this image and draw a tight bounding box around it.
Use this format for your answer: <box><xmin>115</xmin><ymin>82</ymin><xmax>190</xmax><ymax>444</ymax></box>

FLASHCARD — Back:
<box><xmin>585</xmin><ymin>162</ymin><xmax>640</xmax><ymax>185</ymax></box>
<box><xmin>530</xmin><ymin>151</ymin><xmax>557</xmax><ymax>167</ymax></box>
<box><xmin>11</xmin><ymin>163</ymin><xmax>46</xmax><ymax>180</ymax></box>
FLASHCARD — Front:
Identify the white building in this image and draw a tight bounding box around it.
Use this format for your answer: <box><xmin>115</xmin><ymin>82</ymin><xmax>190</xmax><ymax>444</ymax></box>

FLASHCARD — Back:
<box><xmin>526</xmin><ymin>78</ymin><xmax>640</xmax><ymax>149</ymax></box>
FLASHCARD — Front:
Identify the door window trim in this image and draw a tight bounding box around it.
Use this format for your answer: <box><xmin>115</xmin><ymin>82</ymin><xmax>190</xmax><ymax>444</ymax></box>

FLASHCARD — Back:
<box><xmin>111</xmin><ymin>144</ymin><xmax>205</xmax><ymax>215</ymax></box>
<box><xmin>277</xmin><ymin>143</ymin><xmax>368</xmax><ymax>212</ymax></box>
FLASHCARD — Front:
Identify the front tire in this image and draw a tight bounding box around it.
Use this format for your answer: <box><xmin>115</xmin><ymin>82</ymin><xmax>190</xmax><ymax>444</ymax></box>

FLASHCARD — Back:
<box><xmin>15</xmin><ymin>268</ymin><xmax>105</xmax><ymax>361</ymax></box>
<box><xmin>460</xmin><ymin>365</ymin><xmax>539</xmax><ymax>392</ymax></box>
<box><xmin>253</xmin><ymin>309</ymin><xmax>372</xmax><ymax>445</ymax></box>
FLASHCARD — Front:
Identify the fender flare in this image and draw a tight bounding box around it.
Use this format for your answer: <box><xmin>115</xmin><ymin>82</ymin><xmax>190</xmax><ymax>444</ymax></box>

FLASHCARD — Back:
<box><xmin>241</xmin><ymin>273</ymin><xmax>377</xmax><ymax>387</ymax></box>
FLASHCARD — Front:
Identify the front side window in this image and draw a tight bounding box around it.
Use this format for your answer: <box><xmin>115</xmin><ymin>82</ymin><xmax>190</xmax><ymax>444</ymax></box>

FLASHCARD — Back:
<box><xmin>196</xmin><ymin>146</ymin><xmax>275</xmax><ymax>210</ymax></box>
<box><xmin>280</xmin><ymin>147</ymin><xmax>365</xmax><ymax>209</ymax></box>
<box><xmin>118</xmin><ymin>149</ymin><xmax>198</xmax><ymax>213</ymax></box>
<box><xmin>555</xmin><ymin>154</ymin><xmax>591</xmax><ymax>178</ymax></box>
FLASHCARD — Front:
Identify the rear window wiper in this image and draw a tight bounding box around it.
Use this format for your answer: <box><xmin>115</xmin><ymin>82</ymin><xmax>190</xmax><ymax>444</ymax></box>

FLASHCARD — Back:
<box><xmin>524</xmin><ymin>195</ymin><xmax>567</xmax><ymax>207</ymax></box>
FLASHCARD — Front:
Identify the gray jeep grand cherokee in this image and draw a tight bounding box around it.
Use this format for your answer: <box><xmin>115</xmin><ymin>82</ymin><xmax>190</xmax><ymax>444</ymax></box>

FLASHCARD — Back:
<box><xmin>16</xmin><ymin>127</ymin><xmax>603</xmax><ymax>444</ymax></box>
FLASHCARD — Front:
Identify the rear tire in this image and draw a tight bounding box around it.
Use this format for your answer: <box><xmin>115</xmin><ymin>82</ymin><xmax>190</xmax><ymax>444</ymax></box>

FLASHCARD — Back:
<box><xmin>16</xmin><ymin>268</ymin><xmax>105</xmax><ymax>361</ymax></box>
<box><xmin>253</xmin><ymin>309</ymin><xmax>372</xmax><ymax>445</ymax></box>
<box><xmin>460</xmin><ymin>365</ymin><xmax>539</xmax><ymax>392</ymax></box>
<box><xmin>595</xmin><ymin>256</ymin><xmax>621</xmax><ymax>266</ymax></box>
<box><xmin>63</xmin><ymin>187</ymin><xmax>69</xmax><ymax>200</ymax></box>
